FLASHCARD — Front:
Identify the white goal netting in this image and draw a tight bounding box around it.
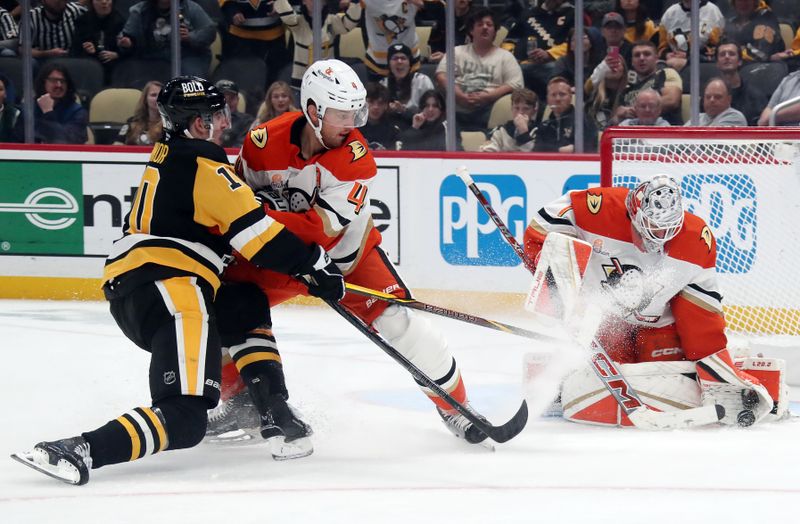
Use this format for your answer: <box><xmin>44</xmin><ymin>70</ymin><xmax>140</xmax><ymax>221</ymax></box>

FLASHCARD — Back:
<box><xmin>602</xmin><ymin>128</ymin><xmax>800</xmax><ymax>339</ymax></box>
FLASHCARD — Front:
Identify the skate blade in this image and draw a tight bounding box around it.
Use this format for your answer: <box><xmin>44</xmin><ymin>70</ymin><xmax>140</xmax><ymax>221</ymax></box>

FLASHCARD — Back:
<box><xmin>268</xmin><ymin>436</ymin><xmax>314</xmax><ymax>461</ymax></box>
<box><xmin>204</xmin><ymin>428</ymin><xmax>262</xmax><ymax>446</ymax></box>
<box><xmin>476</xmin><ymin>439</ymin><xmax>496</xmax><ymax>452</ymax></box>
<box><xmin>10</xmin><ymin>451</ymin><xmax>83</xmax><ymax>485</ymax></box>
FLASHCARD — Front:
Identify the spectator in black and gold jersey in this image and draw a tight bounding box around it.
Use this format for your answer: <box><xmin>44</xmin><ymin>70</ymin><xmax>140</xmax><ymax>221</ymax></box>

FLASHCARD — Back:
<box><xmin>726</xmin><ymin>0</ymin><xmax>784</xmax><ymax>63</ymax></box>
<box><xmin>220</xmin><ymin>0</ymin><xmax>290</xmax><ymax>86</ymax></box>
<box><xmin>503</xmin><ymin>0</ymin><xmax>574</xmax><ymax>98</ymax></box>
<box><xmin>613</xmin><ymin>0</ymin><xmax>658</xmax><ymax>46</ymax></box>
<box><xmin>612</xmin><ymin>40</ymin><xmax>683</xmax><ymax>125</ymax></box>
<box><xmin>658</xmin><ymin>0</ymin><xmax>725</xmax><ymax>71</ymax></box>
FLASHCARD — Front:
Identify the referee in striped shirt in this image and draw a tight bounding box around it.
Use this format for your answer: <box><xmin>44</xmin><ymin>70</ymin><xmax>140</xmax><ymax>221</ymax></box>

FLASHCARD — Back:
<box><xmin>22</xmin><ymin>0</ymin><xmax>86</xmax><ymax>59</ymax></box>
<box><xmin>0</xmin><ymin>6</ymin><xmax>18</xmax><ymax>56</ymax></box>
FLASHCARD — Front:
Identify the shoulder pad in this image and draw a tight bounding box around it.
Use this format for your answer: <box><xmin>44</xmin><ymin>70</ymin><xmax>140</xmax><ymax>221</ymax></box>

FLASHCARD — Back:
<box><xmin>318</xmin><ymin>130</ymin><xmax>377</xmax><ymax>181</ymax></box>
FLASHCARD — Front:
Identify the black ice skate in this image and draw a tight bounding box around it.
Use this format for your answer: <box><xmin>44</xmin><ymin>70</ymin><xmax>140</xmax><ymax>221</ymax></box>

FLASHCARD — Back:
<box><xmin>259</xmin><ymin>395</ymin><xmax>314</xmax><ymax>460</ymax></box>
<box><xmin>437</xmin><ymin>405</ymin><xmax>490</xmax><ymax>445</ymax></box>
<box><xmin>11</xmin><ymin>436</ymin><xmax>92</xmax><ymax>485</ymax></box>
<box><xmin>205</xmin><ymin>390</ymin><xmax>262</xmax><ymax>445</ymax></box>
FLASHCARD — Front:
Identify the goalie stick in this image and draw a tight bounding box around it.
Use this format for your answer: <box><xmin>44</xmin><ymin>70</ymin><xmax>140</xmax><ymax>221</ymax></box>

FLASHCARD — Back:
<box><xmin>327</xmin><ymin>299</ymin><xmax>529</xmax><ymax>443</ymax></box>
<box><xmin>456</xmin><ymin>166</ymin><xmax>724</xmax><ymax>430</ymax></box>
<box><xmin>345</xmin><ymin>283</ymin><xmax>562</xmax><ymax>342</ymax></box>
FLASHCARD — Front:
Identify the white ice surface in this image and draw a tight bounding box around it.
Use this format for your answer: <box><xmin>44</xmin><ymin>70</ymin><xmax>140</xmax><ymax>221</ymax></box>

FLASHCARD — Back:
<box><xmin>1</xmin><ymin>300</ymin><xmax>799</xmax><ymax>523</ymax></box>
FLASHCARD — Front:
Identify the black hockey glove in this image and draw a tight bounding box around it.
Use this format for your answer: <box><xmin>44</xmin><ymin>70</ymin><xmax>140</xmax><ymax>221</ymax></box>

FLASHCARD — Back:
<box><xmin>255</xmin><ymin>188</ymin><xmax>289</xmax><ymax>212</ymax></box>
<box><xmin>295</xmin><ymin>245</ymin><xmax>345</xmax><ymax>302</ymax></box>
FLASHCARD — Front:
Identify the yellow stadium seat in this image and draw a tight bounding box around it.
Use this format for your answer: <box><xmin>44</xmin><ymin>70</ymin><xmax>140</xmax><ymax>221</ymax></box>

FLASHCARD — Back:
<box><xmin>780</xmin><ymin>23</ymin><xmax>795</xmax><ymax>51</ymax></box>
<box><xmin>416</xmin><ymin>26</ymin><xmax>432</xmax><ymax>58</ymax></box>
<box><xmin>89</xmin><ymin>88</ymin><xmax>141</xmax><ymax>124</ymax></box>
<box><xmin>460</xmin><ymin>131</ymin><xmax>487</xmax><ymax>151</ymax></box>
<box><xmin>488</xmin><ymin>94</ymin><xmax>512</xmax><ymax>129</ymax></box>
<box><xmin>681</xmin><ymin>93</ymin><xmax>691</xmax><ymax>124</ymax></box>
<box><xmin>340</xmin><ymin>27</ymin><xmax>365</xmax><ymax>61</ymax></box>
<box><xmin>210</xmin><ymin>31</ymin><xmax>222</xmax><ymax>75</ymax></box>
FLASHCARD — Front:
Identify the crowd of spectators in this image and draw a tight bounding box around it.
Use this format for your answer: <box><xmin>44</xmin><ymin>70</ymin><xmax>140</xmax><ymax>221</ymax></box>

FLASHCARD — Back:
<box><xmin>0</xmin><ymin>0</ymin><xmax>799</xmax><ymax>150</ymax></box>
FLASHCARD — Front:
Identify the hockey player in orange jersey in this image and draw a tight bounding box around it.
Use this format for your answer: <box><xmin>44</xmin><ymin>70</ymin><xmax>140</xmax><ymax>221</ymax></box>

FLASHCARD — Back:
<box><xmin>207</xmin><ymin>59</ymin><xmax>490</xmax><ymax>456</ymax></box>
<box><xmin>523</xmin><ymin>176</ymin><xmax>781</xmax><ymax>427</ymax></box>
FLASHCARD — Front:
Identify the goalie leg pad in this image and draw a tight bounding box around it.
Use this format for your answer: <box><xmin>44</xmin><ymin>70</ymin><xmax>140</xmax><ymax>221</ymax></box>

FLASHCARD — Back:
<box><xmin>372</xmin><ymin>305</ymin><xmax>466</xmax><ymax>407</ymax></box>
<box><xmin>561</xmin><ymin>360</ymin><xmax>701</xmax><ymax>427</ymax></box>
<box><xmin>696</xmin><ymin>349</ymin><xmax>773</xmax><ymax>426</ymax></box>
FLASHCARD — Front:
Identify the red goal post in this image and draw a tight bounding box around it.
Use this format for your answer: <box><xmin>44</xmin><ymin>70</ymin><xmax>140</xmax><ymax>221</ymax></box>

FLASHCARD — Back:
<box><xmin>600</xmin><ymin>127</ymin><xmax>800</xmax><ymax>339</ymax></box>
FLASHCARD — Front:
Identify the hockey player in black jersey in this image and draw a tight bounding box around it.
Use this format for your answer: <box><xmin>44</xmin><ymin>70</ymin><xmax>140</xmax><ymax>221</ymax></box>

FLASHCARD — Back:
<box><xmin>10</xmin><ymin>77</ymin><xmax>345</xmax><ymax>485</ymax></box>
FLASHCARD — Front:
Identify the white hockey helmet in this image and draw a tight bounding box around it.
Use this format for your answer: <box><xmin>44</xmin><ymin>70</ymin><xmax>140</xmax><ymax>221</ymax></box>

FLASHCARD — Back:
<box><xmin>625</xmin><ymin>175</ymin><xmax>685</xmax><ymax>252</ymax></box>
<box><xmin>300</xmin><ymin>59</ymin><xmax>367</xmax><ymax>147</ymax></box>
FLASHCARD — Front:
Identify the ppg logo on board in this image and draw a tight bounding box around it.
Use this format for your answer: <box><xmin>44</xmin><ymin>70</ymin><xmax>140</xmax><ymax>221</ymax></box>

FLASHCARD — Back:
<box><xmin>619</xmin><ymin>174</ymin><xmax>757</xmax><ymax>274</ymax></box>
<box><xmin>681</xmin><ymin>174</ymin><xmax>756</xmax><ymax>274</ymax></box>
<box><xmin>440</xmin><ymin>174</ymin><xmax>526</xmax><ymax>266</ymax></box>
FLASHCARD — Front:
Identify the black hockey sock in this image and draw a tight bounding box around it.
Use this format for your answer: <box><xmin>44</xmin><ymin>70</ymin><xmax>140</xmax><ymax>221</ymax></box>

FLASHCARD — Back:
<box><xmin>82</xmin><ymin>406</ymin><xmax>169</xmax><ymax>469</ymax></box>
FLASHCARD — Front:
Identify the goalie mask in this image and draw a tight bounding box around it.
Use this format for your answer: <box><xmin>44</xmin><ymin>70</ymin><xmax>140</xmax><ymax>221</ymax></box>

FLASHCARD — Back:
<box><xmin>300</xmin><ymin>59</ymin><xmax>367</xmax><ymax>149</ymax></box>
<box><xmin>626</xmin><ymin>175</ymin><xmax>685</xmax><ymax>253</ymax></box>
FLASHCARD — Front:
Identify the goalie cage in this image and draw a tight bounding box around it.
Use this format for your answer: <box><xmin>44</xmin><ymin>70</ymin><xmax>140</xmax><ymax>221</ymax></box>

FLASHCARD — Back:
<box><xmin>600</xmin><ymin>127</ymin><xmax>800</xmax><ymax>370</ymax></box>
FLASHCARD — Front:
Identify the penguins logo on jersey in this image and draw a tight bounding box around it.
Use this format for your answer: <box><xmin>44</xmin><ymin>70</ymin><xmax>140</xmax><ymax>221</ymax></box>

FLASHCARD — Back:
<box><xmin>586</xmin><ymin>192</ymin><xmax>602</xmax><ymax>214</ymax></box>
<box><xmin>250</xmin><ymin>128</ymin><xmax>267</xmax><ymax>149</ymax></box>
<box><xmin>700</xmin><ymin>226</ymin><xmax>713</xmax><ymax>253</ymax></box>
<box><xmin>348</xmin><ymin>140</ymin><xmax>367</xmax><ymax>162</ymax></box>
<box><xmin>600</xmin><ymin>258</ymin><xmax>661</xmax><ymax>323</ymax></box>
<box><xmin>378</xmin><ymin>15</ymin><xmax>408</xmax><ymax>38</ymax></box>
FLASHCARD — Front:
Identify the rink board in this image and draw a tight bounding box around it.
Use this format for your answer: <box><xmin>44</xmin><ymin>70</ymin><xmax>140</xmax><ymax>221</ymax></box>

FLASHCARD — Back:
<box><xmin>0</xmin><ymin>146</ymin><xmax>798</xmax><ymax>338</ymax></box>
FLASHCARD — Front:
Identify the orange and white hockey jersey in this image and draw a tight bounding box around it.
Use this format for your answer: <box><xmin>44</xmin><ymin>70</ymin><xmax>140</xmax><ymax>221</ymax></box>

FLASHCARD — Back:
<box><xmin>524</xmin><ymin>186</ymin><xmax>726</xmax><ymax>362</ymax></box>
<box><xmin>236</xmin><ymin>111</ymin><xmax>381</xmax><ymax>275</ymax></box>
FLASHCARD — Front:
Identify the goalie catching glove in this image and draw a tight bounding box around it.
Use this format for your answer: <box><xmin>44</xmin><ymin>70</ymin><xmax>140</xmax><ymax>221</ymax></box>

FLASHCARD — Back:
<box><xmin>295</xmin><ymin>245</ymin><xmax>345</xmax><ymax>301</ymax></box>
<box><xmin>696</xmin><ymin>349</ymin><xmax>773</xmax><ymax>427</ymax></box>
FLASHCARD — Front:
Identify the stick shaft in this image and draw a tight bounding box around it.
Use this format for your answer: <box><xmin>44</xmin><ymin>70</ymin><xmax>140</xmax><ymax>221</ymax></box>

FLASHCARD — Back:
<box><xmin>345</xmin><ymin>283</ymin><xmax>556</xmax><ymax>342</ymax></box>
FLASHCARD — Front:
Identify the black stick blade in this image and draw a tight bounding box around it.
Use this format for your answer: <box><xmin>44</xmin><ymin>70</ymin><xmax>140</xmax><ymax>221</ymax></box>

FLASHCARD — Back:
<box><xmin>483</xmin><ymin>400</ymin><xmax>529</xmax><ymax>443</ymax></box>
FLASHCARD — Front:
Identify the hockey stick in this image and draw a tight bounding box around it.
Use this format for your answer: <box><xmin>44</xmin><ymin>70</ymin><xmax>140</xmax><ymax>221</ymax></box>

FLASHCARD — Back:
<box><xmin>345</xmin><ymin>282</ymin><xmax>561</xmax><ymax>342</ymax></box>
<box><xmin>326</xmin><ymin>299</ymin><xmax>529</xmax><ymax>443</ymax></box>
<box><xmin>457</xmin><ymin>166</ymin><xmax>724</xmax><ymax>430</ymax></box>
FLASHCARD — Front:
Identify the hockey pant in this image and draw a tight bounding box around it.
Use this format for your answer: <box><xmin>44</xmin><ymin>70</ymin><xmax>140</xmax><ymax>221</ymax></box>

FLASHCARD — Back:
<box><xmin>85</xmin><ymin>276</ymin><xmax>222</xmax><ymax>468</ymax></box>
<box><xmin>596</xmin><ymin>319</ymin><xmax>688</xmax><ymax>364</ymax></box>
<box><xmin>220</xmin><ymin>246</ymin><xmax>468</xmax><ymax>411</ymax></box>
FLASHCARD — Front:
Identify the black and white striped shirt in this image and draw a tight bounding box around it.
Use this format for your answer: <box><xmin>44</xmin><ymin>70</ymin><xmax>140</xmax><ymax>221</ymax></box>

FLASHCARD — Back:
<box><xmin>0</xmin><ymin>7</ymin><xmax>17</xmax><ymax>40</ymax></box>
<box><xmin>25</xmin><ymin>2</ymin><xmax>86</xmax><ymax>50</ymax></box>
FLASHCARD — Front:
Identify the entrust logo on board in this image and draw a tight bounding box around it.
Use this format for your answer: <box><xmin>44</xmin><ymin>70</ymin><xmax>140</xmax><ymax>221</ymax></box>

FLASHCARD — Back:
<box><xmin>439</xmin><ymin>174</ymin><xmax>526</xmax><ymax>266</ymax></box>
<box><xmin>0</xmin><ymin>162</ymin><xmax>84</xmax><ymax>255</ymax></box>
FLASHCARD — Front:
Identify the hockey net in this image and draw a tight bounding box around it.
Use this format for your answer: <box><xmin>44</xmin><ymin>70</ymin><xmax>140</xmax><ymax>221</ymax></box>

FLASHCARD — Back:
<box><xmin>600</xmin><ymin>127</ymin><xmax>800</xmax><ymax>340</ymax></box>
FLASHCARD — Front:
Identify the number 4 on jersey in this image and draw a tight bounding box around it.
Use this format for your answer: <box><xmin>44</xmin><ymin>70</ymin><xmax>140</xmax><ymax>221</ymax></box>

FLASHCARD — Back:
<box><xmin>347</xmin><ymin>182</ymin><xmax>368</xmax><ymax>214</ymax></box>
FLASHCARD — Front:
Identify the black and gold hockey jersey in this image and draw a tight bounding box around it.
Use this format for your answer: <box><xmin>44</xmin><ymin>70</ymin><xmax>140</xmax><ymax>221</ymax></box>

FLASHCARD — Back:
<box><xmin>103</xmin><ymin>137</ymin><xmax>311</xmax><ymax>296</ymax></box>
